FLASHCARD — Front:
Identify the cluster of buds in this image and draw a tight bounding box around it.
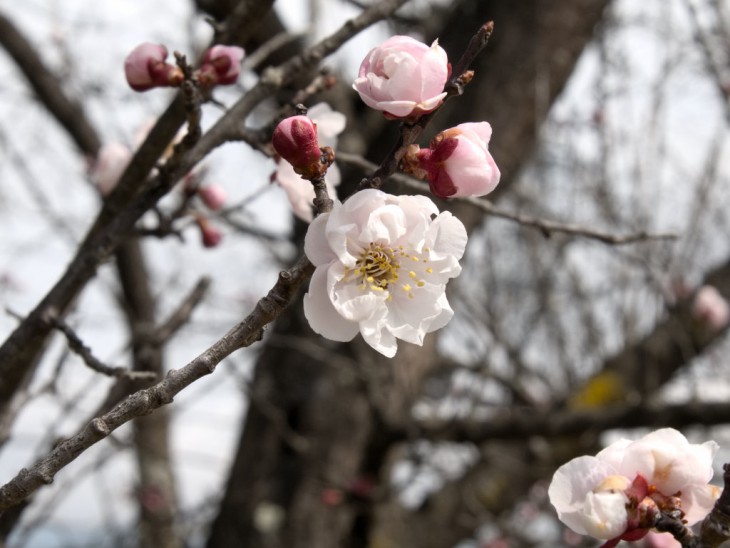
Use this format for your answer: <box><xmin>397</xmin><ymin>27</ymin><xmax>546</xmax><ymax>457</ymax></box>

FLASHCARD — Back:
<box><xmin>124</xmin><ymin>42</ymin><xmax>244</xmax><ymax>92</ymax></box>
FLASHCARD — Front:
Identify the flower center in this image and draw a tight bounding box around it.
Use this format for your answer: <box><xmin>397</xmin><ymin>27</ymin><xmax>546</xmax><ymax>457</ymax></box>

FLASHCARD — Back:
<box><xmin>355</xmin><ymin>244</ymin><xmax>400</xmax><ymax>290</ymax></box>
<box><xmin>343</xmin><ymin>242</ymin><xmax>433</xmax><ymax>299</ymax></box>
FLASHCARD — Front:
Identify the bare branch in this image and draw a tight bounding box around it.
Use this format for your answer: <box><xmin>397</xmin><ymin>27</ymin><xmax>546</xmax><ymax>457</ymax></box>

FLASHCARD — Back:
<box><xmin>0</xmin><ymin>254</ymin><xmax>314</xmax><ymax>514</ymax></box>
<box><xmin>339</xmin><ymin>152</ymin><xmax>677</xmax><ymax>245</ymax></box>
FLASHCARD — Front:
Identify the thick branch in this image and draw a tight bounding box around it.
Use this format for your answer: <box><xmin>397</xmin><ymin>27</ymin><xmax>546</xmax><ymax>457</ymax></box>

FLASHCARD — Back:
<box><xmin>0</xmin><ymin>255</ymin><xmax>314</xmax><ymax>514</ymax></box>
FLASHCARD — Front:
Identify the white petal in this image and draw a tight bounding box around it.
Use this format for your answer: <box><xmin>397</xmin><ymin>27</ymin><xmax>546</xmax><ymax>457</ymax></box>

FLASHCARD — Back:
<box><xmin>580</xmin><ymin>490</ymin><xmax>628</xmax><ymax>539</ymax></box>
<box><xmin>681</xmin><ymin>483</ymin><xmax>721</xmax><ymax>525</ymax></box>
<box><xmin>303</xmin><ymin>266</ymin><xmax>359</xmax><ymax>341</ymax></box>
<box><xmin>548</xmin><ymin>456</ymin><xmax>620</xmax><ymax>535</ymax></box>
<box><xmin>304</xmin><ymin>212</ymin><xmax>335</xmax><ymax>265</ymax></box>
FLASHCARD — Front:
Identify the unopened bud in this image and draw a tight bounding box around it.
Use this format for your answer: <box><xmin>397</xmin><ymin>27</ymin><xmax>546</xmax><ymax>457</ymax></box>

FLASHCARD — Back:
<box><xmin>272</xmin><ymin>115</ymin><xmax>324</xmax><ymax>179</ymax></box>
<box><xmin>197</xmin><ymin>45</ymin><xmax>245</xmax><ymax>86</ymax></box>
<box><xmin>124</xmin><ymin>43</ymin><xmax>183</xmax><ymax>92</ymax></box>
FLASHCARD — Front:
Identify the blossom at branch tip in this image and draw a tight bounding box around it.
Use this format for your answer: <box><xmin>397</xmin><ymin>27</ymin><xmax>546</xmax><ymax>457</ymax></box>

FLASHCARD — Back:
<box><xmin>197</xmin><ymin>45</ymin><xmax>245</xmax><ymax>86</ymax></box>
<box><xmin>406</xmin><ymin>122</ymin><xmax>500</xmax><ymax>199</ymax></box>
<box><xmin>272</xmin><ymin>103</ymin><xmax>346</xmax><ymax>222</ymax></box>
<box><xmin>692</xmin><ymin>285</ymin><xmax>730</xmax><ymax>332</ymax></box>
<box><xmin>353</xmin><ymin>35</ymin><xmax>449</xmax><ymax>119</ymax></box>
<box><xmin>124</xmin><ymin>43</ymin><xmax>183</xmax><ymax>92</ymax></box>
<box><xmin>198</xmin><ymin>184</ymin><xmax>227</xmax><ymax>211</ymax></box>
<box><xmin>549</xmin><ymin>428</ymin><xmax>720</xmax><ymax>546</ymax></box>
<box><xmin>272</xmin><ymin>115</ymin><xmax>324</xmax><ymax>179</ymax></box>
<box><xmin>303</xmin><ymin>189</ymin><xmax>467</xmax><ymax>357</ymax></box>
<box><xmin>89</xmin><ymin>142</ymin><xmax>132</xmax><ymax>196</ymax></box>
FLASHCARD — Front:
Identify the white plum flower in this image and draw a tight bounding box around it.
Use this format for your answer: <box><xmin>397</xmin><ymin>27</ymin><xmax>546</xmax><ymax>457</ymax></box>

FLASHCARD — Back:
<box><xmin>303</xmin><ymin>189</ymin><xmax>467</xmax><ymax>357</ymax></box>
<box><xmin>549</xmin><ymin>428</ymin><xmax>720</xmax><ymax>545</ymax></box>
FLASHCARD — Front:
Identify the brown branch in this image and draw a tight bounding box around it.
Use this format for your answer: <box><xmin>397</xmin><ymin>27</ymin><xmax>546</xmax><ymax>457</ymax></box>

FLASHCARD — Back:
<box><xmin>392</xmin><ymin>400</ymin><xmax>730</xmax><ymax>444</ymax></box>
<box><xmin>339</xmin><ymin>152</ymin><xmax>677</xmax><ymax>245</ymax></box>
<box><xmin>49</xmin><ymin>315</ymin><xmax>156</xmax><ymax>381</ymax></box>
<box><xmin>0</xmin><ymin>255</ymin><xmax>314</xmax><ymax>514</ymax></box>
<box><xmin>152</xmin><ymin>277</ymin><xmax>212</xmax><ymax>345</ymax></box>
<box><xmin>0</xmin><ymin>0</ymin><xmax>411</xmax><ymax>417</ymax></box>
<box><xmin>0</xmin><ymin>12</ymin><xmax>101</xmax><ymax>155</ymax></box>
<box><xmin>700</xmin><ymin>463</ymin><xmax>730</xmax><ymax>547</ymax></box>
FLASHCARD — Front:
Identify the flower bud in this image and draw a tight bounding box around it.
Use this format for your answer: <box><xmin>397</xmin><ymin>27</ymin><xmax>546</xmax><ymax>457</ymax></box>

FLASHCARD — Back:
<box><xmin>124</xmin><ymin>43</ymin><xmax>183</xmax><ymax>92</ymax></box>
<box><xmin>196</xmin><ymin>217</ymin><xmax>222</xmax><ymax>248</ymax></box>
<box><xmin>272</xmin><ymin>116</ymin><xmax>323</xmax><ymax>179</ymax></box>
<box><xmin>197</xmin><ymin>45</ymin><xmax>245</xmax><ymax>86</ymax></box>
<box><xmin>353</xmin><ymin>36</ymin><xmax>449</xmax><ymax>119</ymax></box>
<box><xmin>415</xmin><ymin>122</ymin><xmax>500</xmax><ymax>199</ymax></box>
<box><xmin>198</xmin><ymin>184</ymin><xmax>227</xmax><ymax>211</ymax></box>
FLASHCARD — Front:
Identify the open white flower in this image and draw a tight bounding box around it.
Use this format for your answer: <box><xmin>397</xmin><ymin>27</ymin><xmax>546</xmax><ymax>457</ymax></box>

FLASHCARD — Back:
<box><xmin>303</xmin><ymin>189</ymin><xmax>467</xmax><ymax>357</ymax></box>
<box><xmin>549</xmin><ymin>428</ymin><xmax>720</xmax><ymax>543</ymax></box>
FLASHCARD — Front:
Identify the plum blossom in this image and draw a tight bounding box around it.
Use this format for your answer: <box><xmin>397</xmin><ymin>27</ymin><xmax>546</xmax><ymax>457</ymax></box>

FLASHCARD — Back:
<box><xmin>549</xmin><ymin>428</ymin><xmax>720</xmax><ymax>547</ymax></box>
<box><xmin>124</xmin><ymin>43</ymin><xmax>183</xmax><ymax>92</ymax></box>
<box><xmin>692</xmin><ymin>285</ymin><xmax>730</xmax><ymax>332</ymax></box>
<box><xmin>406</xmin><ymin>122</ymin><xmax>500</xmax><ymax>198</ymax></box>
<box><xmin>198</xmin><ymin>184</ymin><xmax>227</xmax><ymax>211</ymax></box>
<box><xmin>273</xmin><ymin>103</ymin><xmax>346</xmax><ymax>222</ymax></box>
<box><xmin>197</xmin><ymin>45</ymin><xmax>245</xmax><ymax>86</ymax></box>
<box><xmin>303</xmin><ymin>189</ymin><xmax>467</xmax><ymax>357</ymax></box>
<box><xmin>353</xmin><ymin>35</ymin><xmax>449</xmax><ymax>119</ymax></box>
<box><xmin>89</xmin><ymin>142</ymin><xmax>132</xmax><ymax>195</ymax></box>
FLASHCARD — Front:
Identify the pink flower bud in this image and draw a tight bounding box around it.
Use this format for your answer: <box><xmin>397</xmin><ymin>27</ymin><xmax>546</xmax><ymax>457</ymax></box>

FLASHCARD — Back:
<box><xmin>692</xmin><ymin>285</ymin><xmax>730</xmax><ymax>331</ymax></box>
<box><xmin>124</xmin><ymin>42</ymin><xmax>183</xmax><ymax>92</ymax></box>
<box><xmin>272</xmin><ymin>116</ymin><xmax>322</xmax><ymax>178</ymax></box>
<box><xmin>197</xmin><ymin>45</ymin><xmax>245</xmax><ymax>86</ymax></box>
<box><xmin>353</xmin><ymin>36</ymin><xmax>449</xmax><ymax>119</ymax></box>
<box><xmin>198</xmin><ymin>184</ymin><xmax>227</xmax><ymax>211</ymax></box>
<box><xmin>89</xmin><ymin>142</ymin><xmax>132</xmax><ymax>196</ymax></box>
<box><xmin>196</xmin><ymin>217</ymin><xmax>223</xmax><ymax>248</ymax></box>
<box><xmin>416</xmin><ymin>122</ymin><xmax>500</xmax><ymax>199</ymax></box>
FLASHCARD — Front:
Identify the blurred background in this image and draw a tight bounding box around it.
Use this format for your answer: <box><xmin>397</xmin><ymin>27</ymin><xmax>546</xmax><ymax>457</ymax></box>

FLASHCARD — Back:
<box><xmin>1</xmin><ymin>0</ymin><xmax>730</xmax><ymax>546</ymax></box>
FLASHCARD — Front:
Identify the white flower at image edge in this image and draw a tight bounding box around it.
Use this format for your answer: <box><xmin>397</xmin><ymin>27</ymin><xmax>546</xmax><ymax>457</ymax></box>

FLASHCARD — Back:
<box><xmin>548</xmin><ymin>428</ymin><xmax>720</xmax><ymax>541</ymax></box>
<box><xmin>303</xmin><ymin>189</ymin><xmax>467</xmax><ymax>357</ymax></box>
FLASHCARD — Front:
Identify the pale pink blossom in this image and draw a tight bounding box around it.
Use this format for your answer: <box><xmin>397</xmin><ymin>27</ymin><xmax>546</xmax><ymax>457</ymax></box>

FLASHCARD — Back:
<box><xmin>124</xmin><ymin>43</ymin><xmax>183</xmax><ymax>92</ymax></box>
<box><xmin>303</xmin><ymin>189</ymin><xmax>467</xmax><ymax>357</ymax></box>
<box><xmin>90</xmin><ymin>142</ymin><xmax>132</xmax><ymax>195</ymax></box>
<box><xmin>272</xmin><ymin>115</ymin><xmax>322</xmax><ymax>179</ymax></box>
<box><xmin>412</xmin><ymin>122</ymin><xmax>500</xmax><ymax>198</ymax></box>
<box><xmin>692</xmin><ymin>285</ymin><xmax>730</xmax><ymax>331</ymax></box>
<box><xmin>198</xmin><ymin>45</ymin><xmax>245</xmax><ymax>86</ymax></box>
<box><xmin>549</xmin><ymin>429</ymin><xmax>719</xmax><ymax>545</ymax></box>
<box><xmin>353</xmin><ymin>36</ymin><xmax>449</xmax><ymax>119</ymax></box>
<box><xmin>198</xmin><ymin>184</ymin><xmax>227</xmax><ymax>211</ymax></box>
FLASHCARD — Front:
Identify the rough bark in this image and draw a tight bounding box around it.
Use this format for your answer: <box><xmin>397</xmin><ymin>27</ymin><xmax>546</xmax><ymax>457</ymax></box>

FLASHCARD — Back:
<box><xmin>208</xmin><ymin>2</ymin><xmax>611</xmax><ymax>547</ymax></box>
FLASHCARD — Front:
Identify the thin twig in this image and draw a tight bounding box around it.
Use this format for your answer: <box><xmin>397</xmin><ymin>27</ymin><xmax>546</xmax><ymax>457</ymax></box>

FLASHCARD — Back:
<box><xmin>0</xmin><ymin>255</ymin><xmax>314</xmax><ymax>514</ymax></box>
<box><xmin>339</xmin><ymin>152</ymin><xmax>678</xmax><ymax>245</ymax></box>
<box><xmin>49</xmin><ymin>316</ymin><xmax>156</xmax><ymax>381</ymax></box>
<box><xmin>152</xmin><ymin>277</ymin><xmax>212</xmax><ymax>344</ymax></box>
